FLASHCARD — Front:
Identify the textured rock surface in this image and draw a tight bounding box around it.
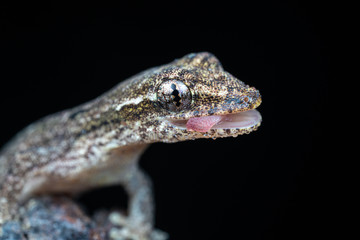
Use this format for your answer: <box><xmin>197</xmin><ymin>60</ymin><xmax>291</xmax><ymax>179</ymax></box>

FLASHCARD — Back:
<box><xmin>0</xmin><ymin>197</ymin><xmax>167</xmax><ymax>240</ymax></box>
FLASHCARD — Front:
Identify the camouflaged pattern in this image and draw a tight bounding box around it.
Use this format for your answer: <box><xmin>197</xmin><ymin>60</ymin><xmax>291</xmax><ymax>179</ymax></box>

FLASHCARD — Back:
<box><xmin>0</xmin><ymin>52</ymin><xmax>261</xmax><ymax>226</ymax></box>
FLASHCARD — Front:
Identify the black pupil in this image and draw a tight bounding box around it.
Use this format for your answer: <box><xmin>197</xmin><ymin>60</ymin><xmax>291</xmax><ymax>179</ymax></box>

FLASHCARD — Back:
<box><xmin>170</xmin><ymin>84</ymin><xmax>181</xmax><ymax>107</ymax></box>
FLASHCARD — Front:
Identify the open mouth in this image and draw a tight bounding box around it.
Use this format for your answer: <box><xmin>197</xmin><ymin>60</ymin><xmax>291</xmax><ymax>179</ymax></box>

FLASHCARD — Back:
<box><xmin>169</xmin><ymin>109</ymin><xmax>262</xmax><ymax>133</ymax></box>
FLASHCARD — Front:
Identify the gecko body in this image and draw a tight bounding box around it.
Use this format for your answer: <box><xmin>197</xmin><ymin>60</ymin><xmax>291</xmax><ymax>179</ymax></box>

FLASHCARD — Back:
<box><xmin>0</xmin><ymin>52</ymin><xmax>262</xmax><ymax>239</ymax></box>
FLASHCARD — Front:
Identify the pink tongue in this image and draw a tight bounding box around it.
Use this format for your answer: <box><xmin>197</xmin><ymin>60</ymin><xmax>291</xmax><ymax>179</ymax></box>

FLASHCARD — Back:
<box><xmin>186</xmin><ymin>115</ymin><xmax>224</xmax><ymax>132</ymax></box>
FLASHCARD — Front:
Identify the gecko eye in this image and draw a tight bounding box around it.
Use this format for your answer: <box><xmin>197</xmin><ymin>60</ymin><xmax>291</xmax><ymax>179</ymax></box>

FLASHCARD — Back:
<box><xmin>157</xmin><ymin>80</ymin><xmax>192</xmax><ymax>111</ymax></box>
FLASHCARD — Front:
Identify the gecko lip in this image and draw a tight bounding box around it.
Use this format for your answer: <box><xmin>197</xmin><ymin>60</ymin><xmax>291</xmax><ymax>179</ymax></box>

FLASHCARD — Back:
<box><xmin>169</xmin><ymin>109</ymin><xmax>262</xmax><ymax>132</ymax></box>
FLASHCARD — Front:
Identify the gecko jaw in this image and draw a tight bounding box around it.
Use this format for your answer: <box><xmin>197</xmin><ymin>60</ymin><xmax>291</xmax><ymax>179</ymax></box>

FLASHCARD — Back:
<box><xmin>168</xmin><ymin>109</ymin><xmax>262</xmax><ymax>133</ymax></box>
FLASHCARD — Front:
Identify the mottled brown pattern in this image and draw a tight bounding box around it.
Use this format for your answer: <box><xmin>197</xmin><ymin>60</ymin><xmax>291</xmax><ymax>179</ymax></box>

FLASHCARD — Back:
<box><xmin>0</xmin><ymin>52</ymin><xmax>261</xmax><ymax>238</ymax></box>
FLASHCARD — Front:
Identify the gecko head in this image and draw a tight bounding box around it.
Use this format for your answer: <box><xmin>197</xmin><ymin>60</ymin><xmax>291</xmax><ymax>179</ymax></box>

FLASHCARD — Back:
<box><xmin>117</xmin><ymin>52</ymin><xmax>262</xmax><ymax>143</ymax></box>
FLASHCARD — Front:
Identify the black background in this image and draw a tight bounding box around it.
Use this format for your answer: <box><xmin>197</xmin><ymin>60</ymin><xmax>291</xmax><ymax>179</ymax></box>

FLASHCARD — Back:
<box><xmin>0</xmin><ymin>1</ymin><xmax>340</xmax><ymax>240</ymax></box>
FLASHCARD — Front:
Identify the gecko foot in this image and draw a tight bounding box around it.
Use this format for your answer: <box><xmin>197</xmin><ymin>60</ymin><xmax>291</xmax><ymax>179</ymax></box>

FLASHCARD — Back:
<box><xmin>108</xmin><ymin>212</ymin><xmax>168</xmax><ymax>240</ymax></box>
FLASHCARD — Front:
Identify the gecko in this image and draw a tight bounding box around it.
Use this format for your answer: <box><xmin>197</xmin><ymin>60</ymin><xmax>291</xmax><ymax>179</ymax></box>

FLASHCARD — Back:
<box><xmin>0</xmin><ymin>52</ymin><xmax>262</xmax><ymax>240</ymax></box>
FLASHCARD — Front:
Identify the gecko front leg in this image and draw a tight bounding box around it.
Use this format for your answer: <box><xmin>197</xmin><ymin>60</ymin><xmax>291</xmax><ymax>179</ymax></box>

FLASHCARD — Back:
<box><xmin>106</xmin><ymin>157</ymin><xmax>167</xmax><ymax>240</ymax></box>
<box><xmin>110</xmin><ymin>167</ymin><xmax>154</xmax><ymax>239</ymax></box>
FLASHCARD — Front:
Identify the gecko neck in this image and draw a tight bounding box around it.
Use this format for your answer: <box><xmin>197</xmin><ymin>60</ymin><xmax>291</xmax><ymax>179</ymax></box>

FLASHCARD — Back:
<box><xmin>68</xmin><ymin>101</ymin><xmax>147</xmax><ymax>150</ymax></box>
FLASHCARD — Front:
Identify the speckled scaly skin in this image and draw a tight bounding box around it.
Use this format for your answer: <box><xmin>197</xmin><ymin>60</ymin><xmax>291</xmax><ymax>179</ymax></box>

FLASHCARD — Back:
<box><xmin>0</xmin><ymin>52</ymin><xmax>261</xmax><ymax>239</ymax></box>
